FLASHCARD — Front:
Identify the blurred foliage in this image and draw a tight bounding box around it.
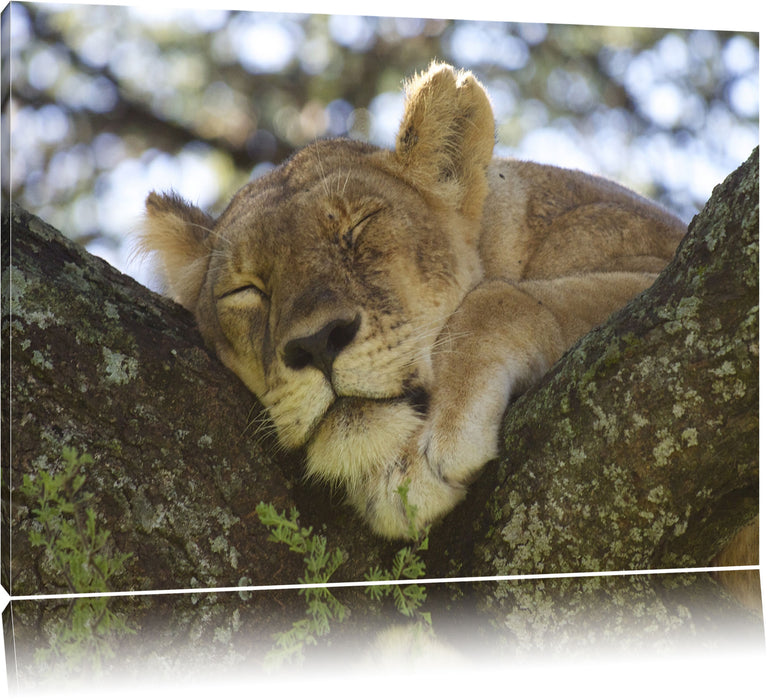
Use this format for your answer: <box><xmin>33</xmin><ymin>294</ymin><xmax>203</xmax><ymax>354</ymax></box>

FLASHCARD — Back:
<box><xmin>5</xmin><ymin>3</ymin><xmax>758</xmax><ymax>283</ymax></box>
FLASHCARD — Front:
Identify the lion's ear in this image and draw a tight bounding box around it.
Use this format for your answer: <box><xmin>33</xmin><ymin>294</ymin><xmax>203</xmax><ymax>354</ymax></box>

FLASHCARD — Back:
<box><xmin>138</xmin><ymin>191</ymin><xmax>215</xmax><ymax>312</ymax></box>
<box><xmin>393</xmin><ymin>62</ymin><xmax>494</xmax><ymax>220</ymax></box>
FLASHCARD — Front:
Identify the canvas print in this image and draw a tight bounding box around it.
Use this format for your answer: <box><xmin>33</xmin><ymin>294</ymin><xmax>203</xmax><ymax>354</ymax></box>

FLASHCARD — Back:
<box><xmin>1</xmin><ymin>1</ymin><xmax>761</xmax><ymax>694</ymax></box>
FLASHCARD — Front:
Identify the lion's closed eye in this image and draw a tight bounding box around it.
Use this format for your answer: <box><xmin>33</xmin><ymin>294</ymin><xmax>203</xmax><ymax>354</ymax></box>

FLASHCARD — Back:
<box><xmin>339</xmin><ymin>208</ymin><xmax>383</xmax><ymax>248</ymax></box>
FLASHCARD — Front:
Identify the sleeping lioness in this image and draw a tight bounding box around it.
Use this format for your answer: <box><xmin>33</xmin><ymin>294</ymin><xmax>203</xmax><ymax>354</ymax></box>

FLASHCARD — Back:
<box><xmin>140</xmin><ymin>62</ymin><xmax>686</xmax><ymax>538</ymax></box>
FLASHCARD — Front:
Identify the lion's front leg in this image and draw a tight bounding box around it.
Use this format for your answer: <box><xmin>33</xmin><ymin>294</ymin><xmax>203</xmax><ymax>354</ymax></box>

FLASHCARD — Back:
<box><xmin>348</xmin><ymin>280</ymin><xmax>570</xmax><ymax>538</ymax></box>
<box><xmin>418</xmin><ymin>280</ymin><xmax>565</xmax><ymax>489</ymax></box>
<box><xmin>347</xmin><ymin>274</ymin><xmax>656</xmax><ymax>538</ymax></box>
<box><xmin>420</xmin><ymin>274</ymin><xmax>657</xmax><ymax>491</ymax></box>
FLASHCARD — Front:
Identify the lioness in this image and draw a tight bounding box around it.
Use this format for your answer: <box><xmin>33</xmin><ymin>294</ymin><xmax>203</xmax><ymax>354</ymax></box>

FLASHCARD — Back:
<box><xmin>140</xmin><ymin>62</ymin><xmax>686</xmax><ymax>538</ymax></box>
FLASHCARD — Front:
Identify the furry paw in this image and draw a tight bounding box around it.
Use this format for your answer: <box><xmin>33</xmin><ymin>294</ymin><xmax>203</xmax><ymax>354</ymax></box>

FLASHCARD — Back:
<box><xmin>418</xmin><ymin>387</ymin><xmax>504</xmax><ymax>490</ymax></box>
<box><xmin>347</xmin><ymin>436</ymin><xmax>468</xmax><ymax>539</ymax></box>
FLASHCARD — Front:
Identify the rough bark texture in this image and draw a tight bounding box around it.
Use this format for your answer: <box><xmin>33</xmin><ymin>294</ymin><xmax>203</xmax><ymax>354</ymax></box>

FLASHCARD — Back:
<box><xmin>1</xmin><ymin>149</ymin><xmax>760</xmax><ymax>684</ymax></box>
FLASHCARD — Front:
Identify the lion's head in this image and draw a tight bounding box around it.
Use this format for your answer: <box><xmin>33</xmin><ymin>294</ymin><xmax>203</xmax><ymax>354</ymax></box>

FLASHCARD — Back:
<box><xmin>139</xmin><ymin>63</ymin><xmax>494</xmax><ymax>516</ymax></box>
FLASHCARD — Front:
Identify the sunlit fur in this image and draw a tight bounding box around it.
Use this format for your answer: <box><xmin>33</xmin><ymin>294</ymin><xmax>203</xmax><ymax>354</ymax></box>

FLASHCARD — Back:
<box><xmin>139</xmin><ymin>62</ymin><xmax>686</xmax><ymax>538</ymax></box>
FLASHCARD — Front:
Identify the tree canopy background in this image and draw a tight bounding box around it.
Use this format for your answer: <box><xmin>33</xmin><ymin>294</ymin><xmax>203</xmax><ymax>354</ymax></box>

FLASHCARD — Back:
<box><xmin>5</xmin><ymin>2</ymin><xmax>759</xmax><ymax>290</ymax></box>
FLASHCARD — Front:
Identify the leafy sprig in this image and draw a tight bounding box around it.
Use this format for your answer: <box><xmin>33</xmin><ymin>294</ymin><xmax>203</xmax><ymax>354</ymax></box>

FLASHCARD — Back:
<box><xmin>21</xmin><ymin>446</ymin><xmax>132</xmax><ymax>593</ymax></box>
<box><xmin>255</xmin><ymin>503</ymin><xmax>349</xmax><ymax>666</ymax></box>
<box><xmin>20</xmin><ymin>447</ymin><xmax>135</xmax><ymax>673</ymax></box>
<box><xmin>363</xmin><ymin>481</ymin><xmax>431</xmax><ymax>623</ymax></box>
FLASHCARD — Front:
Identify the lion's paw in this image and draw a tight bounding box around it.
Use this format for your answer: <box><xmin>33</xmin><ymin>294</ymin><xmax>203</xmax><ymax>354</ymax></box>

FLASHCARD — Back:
<box><xmin>347</xmin><ymin>445</ymin><xmax>468</xmax><ymax>539</ymax></box>
<box><xmin>419</xmin><ymin>395</ymin><xmax>502</xmax><ymax>490</ymax></box>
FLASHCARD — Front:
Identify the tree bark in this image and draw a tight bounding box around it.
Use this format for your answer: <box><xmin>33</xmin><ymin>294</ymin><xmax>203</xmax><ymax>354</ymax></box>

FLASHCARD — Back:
<box><xmin>2</xmin><ymin>148</ymin><xmax>760</xmax><ymax>680</ymax></box>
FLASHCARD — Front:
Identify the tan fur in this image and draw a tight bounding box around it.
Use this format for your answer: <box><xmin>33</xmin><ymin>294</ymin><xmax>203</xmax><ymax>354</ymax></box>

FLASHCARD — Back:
<box><xmin>138</xmin><ymin>62</ymin><xmax>687</xmax><ymax>538</ymax></box>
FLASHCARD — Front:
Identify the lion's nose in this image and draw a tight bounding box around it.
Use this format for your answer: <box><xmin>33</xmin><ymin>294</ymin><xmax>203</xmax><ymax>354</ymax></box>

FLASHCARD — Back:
<box><xmin>282</xmin><ymin>315</ymin><xmax>361</xmax><ymax>380</ymax></box>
